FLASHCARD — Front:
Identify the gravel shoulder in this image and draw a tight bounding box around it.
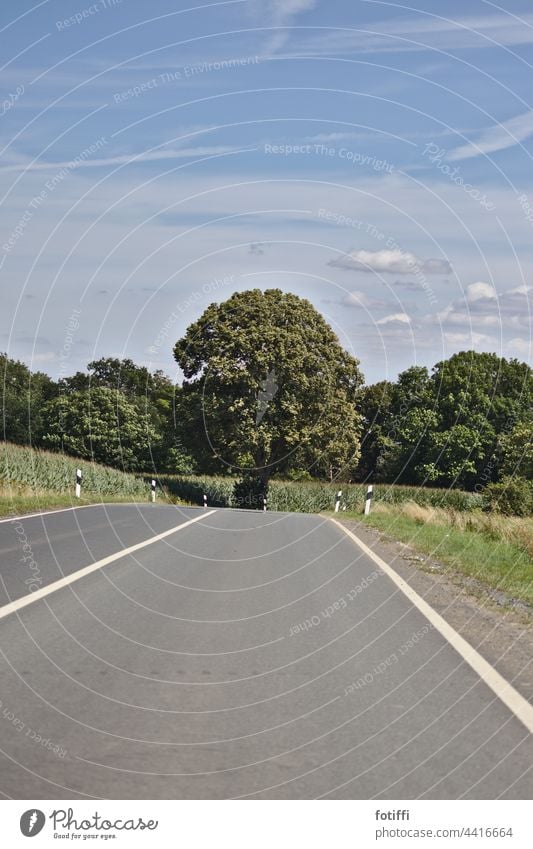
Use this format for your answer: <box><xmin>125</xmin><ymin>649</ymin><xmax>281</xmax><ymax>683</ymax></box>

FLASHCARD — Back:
<box><xmin>328</xmin><ymin>515</ymin><xmax>533</xmax><ymax>705</ymax></box>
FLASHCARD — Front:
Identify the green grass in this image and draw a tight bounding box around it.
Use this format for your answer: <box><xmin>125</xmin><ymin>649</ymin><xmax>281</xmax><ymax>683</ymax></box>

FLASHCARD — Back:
<box><xmin>0</xmin><ymin>490</ymin><xmax>153</xmax><ymax>519</ymax></box>
<box><xmin>343</xmin><ymin>507</ymin><xmax>533</xmax><ymax>607</ymax></box>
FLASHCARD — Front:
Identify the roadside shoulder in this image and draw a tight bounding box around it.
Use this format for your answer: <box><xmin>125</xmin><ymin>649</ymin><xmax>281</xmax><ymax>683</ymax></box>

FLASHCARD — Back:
<box><xmin>327</xmin><ymin>514</ymin><xmax>533</xmax><ymax>706</ymax></box>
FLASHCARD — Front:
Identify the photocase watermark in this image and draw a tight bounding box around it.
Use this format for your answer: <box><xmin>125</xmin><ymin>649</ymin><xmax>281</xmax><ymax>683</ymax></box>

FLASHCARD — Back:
<box><xmin>56</xmin><ymin>0</ymin><xmax>122</xmax><ymax>30</ymax></box>
<box><xmin>518</xmin><ymin>193</ymin><xmax>533</xmax><ymax>229</ymax></box>
<box><xmin>12</xmin><ymin>519</ymin><xmax>42</xmax><ymax>593</ymax></box>
<box><xmin>0</xmin><ymin>84</ymin><xmax>24</xmax><ymax>117</ymax></box>
<box><xmin>2</xmin><ymin>136</ymin><xmax>107</xmax><ymax>256</ymax></box>
<box><xmin>147</xmin><ymin>274</ymin><xmax>234</xmax><ymax>356</ymax></box>
<box><xmin>58</xmin><ymin>308</ymin><xmax>82</xmax><ymax>375</ymax></box>
<box><xmin>288</xmin><ymin>571</ymin><xmax>380</xmax><ymax>636</ymax></box>
<box><xmin>0</xmin><ymin>700</ymin><xmax>67</xmax><ymax>758</ymax></box>
<box><xmin>422</xmin><ymin>143</ymin><xmax>495</xmax><ymax>211</ymax></box>
<box><xmin>264</xmin><ymin>143</ymin><xmax>394</xmax><ymax>173</ymax></box>
<box><xmin>343</xmin><ymin>623</ymin><xmax>434</xmax><ymax>694</ymax></box>
<box><xmin>114</xmin><ymin>56</ymin><xmax>261</xmax><ymax>103</ymax></box>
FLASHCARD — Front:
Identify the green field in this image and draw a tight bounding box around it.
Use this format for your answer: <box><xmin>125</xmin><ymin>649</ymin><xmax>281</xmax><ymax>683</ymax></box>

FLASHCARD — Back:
<box><xmin>0</xmin><ymin>442</ymin><xmax>159</xmax><ymax>517</ymax></box>
<box><xmin>157</xmin><ymin>473</ymin><xmax>483</xmax><ymax>512</ymax></box>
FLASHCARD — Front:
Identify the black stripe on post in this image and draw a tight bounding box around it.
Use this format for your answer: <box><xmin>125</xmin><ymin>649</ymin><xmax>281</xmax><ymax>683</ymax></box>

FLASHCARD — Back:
<box><xmin>364</xmin><ymin>484</ymin><xmax>373</xmax><ymax>515</ymax></box>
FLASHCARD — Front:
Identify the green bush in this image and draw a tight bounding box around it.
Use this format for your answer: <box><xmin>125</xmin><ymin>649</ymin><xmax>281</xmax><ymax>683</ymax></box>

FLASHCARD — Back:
<box><xmin>482</xmin><ymin>475</ymin><xmax>533</xmax><ymax>517</ymax></box>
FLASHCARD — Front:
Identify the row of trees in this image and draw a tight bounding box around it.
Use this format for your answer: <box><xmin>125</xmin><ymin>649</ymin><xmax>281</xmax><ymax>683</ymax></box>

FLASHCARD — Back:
<box><xmin>1</xmin><ymin>290</ymin><xmax>531</xmax><ymax>496</ymax></box>
<box><xmin>357</xmin><ymin>353</ymin><xmax>532</xmax><ymax>490</ymax></box>
<box><xmin>0</xmin><ymin>353</ymin><xmax>195</xmax><ymax>474</ymax></box>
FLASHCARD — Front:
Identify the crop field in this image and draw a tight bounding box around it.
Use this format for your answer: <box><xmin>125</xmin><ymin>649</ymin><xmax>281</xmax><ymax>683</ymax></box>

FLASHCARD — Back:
<box><xmin>157</xmin><ymin>474</ymin><xmax>482</xmax><ymax>512</ymax></box>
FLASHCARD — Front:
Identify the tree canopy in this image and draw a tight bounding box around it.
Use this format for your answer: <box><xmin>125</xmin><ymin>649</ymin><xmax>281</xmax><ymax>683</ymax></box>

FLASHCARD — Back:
<box><xmin>173</xmin><ymin>289</ymin><xmax>364</xmax><ymax>486</ymax></box>
<box><xmin>40</xmin><ymin>386</ymin><xmax>159</xmax><ymax>471</ymax></box>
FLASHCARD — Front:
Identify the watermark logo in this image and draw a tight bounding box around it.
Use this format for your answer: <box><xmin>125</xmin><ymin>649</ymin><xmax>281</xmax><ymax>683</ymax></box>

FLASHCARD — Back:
<box><xmin>256</xmin><ymin>368</ymin><xmax>278</xmax><ymax>424</ymax></box>
<box><xmin>20</xmin><ymin>809</ymin><xmax>45</xmax><ymax>837</ymax></box>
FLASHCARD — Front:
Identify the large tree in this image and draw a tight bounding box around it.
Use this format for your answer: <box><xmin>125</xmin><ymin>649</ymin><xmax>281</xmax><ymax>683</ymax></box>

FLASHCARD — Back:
<box><xmin>1</xmin><ymin>353</ymin><xmax>57</xmax><ymax>445</ymax></box>
<box><xmin>173</xmin><ymin>289</ymin><xmax>364</xmax><ymax>494</ymax></box>
<box><xmin>59</xmin><ymin>357</ymin><xmax>193</xmax><ymax>472</ymax></box>
<box><xmin>41</xmin><ymin>386</ymin><xmax>159</xmax><ymax>471</ymax></box>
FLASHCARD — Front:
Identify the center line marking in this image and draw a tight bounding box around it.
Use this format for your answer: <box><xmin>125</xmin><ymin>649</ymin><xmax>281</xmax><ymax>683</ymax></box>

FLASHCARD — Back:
<box><xmin>0</xmin><ymin>509</ymin><xmax>216</xmax><ymax>622</ymax></box>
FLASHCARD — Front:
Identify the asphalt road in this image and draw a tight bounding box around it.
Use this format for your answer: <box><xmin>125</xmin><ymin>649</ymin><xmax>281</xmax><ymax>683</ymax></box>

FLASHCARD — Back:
<box><xmin>0</xmin><ymin>504</ymin><xmax>531</xmax><ymax>799</ymax></box>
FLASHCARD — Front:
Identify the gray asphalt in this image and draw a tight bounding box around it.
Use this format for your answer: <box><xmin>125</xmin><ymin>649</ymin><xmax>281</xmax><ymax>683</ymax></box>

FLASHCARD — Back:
<box><xmin>0</xmin><ymin>504</ymin><xmax>531</xmax><ymax>799</ymax></box>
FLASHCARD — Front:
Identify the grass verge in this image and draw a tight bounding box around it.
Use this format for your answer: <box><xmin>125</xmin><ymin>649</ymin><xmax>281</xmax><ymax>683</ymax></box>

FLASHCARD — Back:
<box><xmin>332</xmin><ymin>503</ymin><xmax>533</xmax><ymax>607</ymax></box>
<box><xmin>0</xmin><ymin>487</ymin><xmax>174</xmax><ymax>519</ymax></box>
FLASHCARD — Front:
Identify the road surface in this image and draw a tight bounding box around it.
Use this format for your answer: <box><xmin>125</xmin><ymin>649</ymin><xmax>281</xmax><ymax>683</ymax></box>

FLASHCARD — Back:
<box><xmin>0</xmin><ymin>504</ymin><xmax>531</xmax><ymax>799</ymax></box>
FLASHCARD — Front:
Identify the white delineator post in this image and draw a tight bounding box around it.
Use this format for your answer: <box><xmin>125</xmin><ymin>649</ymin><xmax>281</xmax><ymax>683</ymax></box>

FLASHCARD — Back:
<box><xmin>334</xmin><ymin>490</ymin><xmax>342</xmax><ymax>512</ymax></box>
<box><xmin>151</xmin><ymin>479</ymin><xmax>156</xmax><ymax>503</ymax></box>
<box><xmin>364</xmin><ymin>484</ymin><xmax>373</xmax><ymax>515</ymax></box>
<box><xmin>75</xmin><ymin>469</ymin><xmax>82</xmax><ymax>499</ymax></box>
<box><xmin>263</xmin><ymin>495</ymin><xmax>267</xmax><ymax>512</ymax></box>
<box><xmin>203</xmin><ymin>493</ymin><xmax>207</xmax><ymax>508</ymax></box>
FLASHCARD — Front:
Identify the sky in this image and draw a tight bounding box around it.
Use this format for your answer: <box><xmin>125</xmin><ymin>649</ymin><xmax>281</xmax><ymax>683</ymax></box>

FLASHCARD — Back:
<box><xmin>1</xmin><ymin>0</ymin><xmax>532</xmax><ymax>384</ymax></box>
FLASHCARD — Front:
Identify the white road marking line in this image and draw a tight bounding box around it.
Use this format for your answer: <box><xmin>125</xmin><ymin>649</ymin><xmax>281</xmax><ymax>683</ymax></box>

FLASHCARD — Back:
<box><xmin>330</xmin><ymin>517</ymin><xmax>533</xmax><ymax>735</ymax></box>
<box><xmin>0</xmin><ymin>510</ymin><xmax>216</xmax><ymax>621</ymax></box>
<box><xmin>0</xmin><ymin>503</ymin><xmax>105</xmax><ymax>524</ymax></box>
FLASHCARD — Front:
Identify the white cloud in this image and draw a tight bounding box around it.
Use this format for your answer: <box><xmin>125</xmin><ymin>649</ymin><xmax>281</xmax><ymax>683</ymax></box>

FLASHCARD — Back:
<box><xmin>507</xmin><ymin>337</ymin><xmax>531</xmax><ymax>359</ymax></box>
<box><xmin>377</xmin><ymin>312</ymin><xmax>411</xmax><ymax>325</ymax></box>
<box><xmin>448</xmin><ymin>110</ymin><xmax>533</xmax><ymax>161</ymax></box>
<box><xmin>329</xmin><ymin>248</ymin><xmax>451</xmax><ymax>275</ymax></box>
<box><xmin>508</xmin><ymin>284</ymin><xmax>533</xmax><ymax>296</ymax></box>
<box><xmin>342</xmin><ymin>290</ymin><xmax>386</xmax><ymax>308</ymax></box>
<box><xmin>443</xmin><ymin>331</ymin><xmax>494</xmax><ymax>347</ymax></box>
<box><xmin>434</xmin><ymin>281</ymin><xmax>532</xmax><ymax>335</ymax></box>
<box><xmin>466</xmin><ymin>281</ymin><xmax>497</xmax><ymax>302</ymax></box>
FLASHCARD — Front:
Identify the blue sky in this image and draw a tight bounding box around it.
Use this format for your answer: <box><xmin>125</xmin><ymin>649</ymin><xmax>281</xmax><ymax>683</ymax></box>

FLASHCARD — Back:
<box><xmin>1</xmin><ymin>0</ymin><xmax>532</xmax><ymax>383</ymax></box>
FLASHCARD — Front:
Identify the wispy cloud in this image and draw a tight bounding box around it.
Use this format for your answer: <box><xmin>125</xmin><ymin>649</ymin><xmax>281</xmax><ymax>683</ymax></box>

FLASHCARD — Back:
<box><xmin>329</xmin><ymin>248</ymin><xmax>451</xmax><ymax>275</ymax></box>
<box><xmin>278</xmin><ymin>10</ymin><xmax>533</xmax><ymax>56</ymax></box>
<box><xmin>376</xmin><ymin>312</ymin><xmax>411</xmax><ymax>325</ymax></box>
<box><xmin>250</xmin><ymin>0</ymin><xmax>319</xmax><ymax>54</ymax></box>
<box><xmin>0</xmin><ymin>145</ymin><xmax>248</xmax><ymax>173</ymax></box>
<box><xmin>448</xmin><ymin>110</ymin><xmax>533</xmax><ymax>161</ymax></box>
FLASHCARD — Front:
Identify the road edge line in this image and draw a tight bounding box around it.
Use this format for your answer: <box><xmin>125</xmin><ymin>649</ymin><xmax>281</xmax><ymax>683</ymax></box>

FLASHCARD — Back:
<box><xmin>329</xmin><ymin>517</ymin><xmax>533</xmax><ymax>734</ymax></box>
<box><xmin>0</xmin><ymin>509</ymin><xmax>217</xmax><ymax>621</ymax></box>
<box><xmin>0</xmin><ymin>503</ymin><xmax>107</xmax><ymax>524</ymax></box>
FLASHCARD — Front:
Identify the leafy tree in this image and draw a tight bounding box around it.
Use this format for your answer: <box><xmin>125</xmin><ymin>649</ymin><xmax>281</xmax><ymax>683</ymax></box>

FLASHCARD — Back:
<box><xmin>361</xmin><ymin>352</ymin><xmax>532</xmax><ymax>489</ymax></box>
<box><xmin>431</xmin><ymin>351</ymin><xmax>531</xmax><ymax>431</ymax></box>
<box><xmin>1</xmin><ymin>353</ymin><xmax>57</xmax><ymax>444</ymax></box>
<box><xmin>173</xmin><ymin>289</ymin><xmax>364</xmax><ymax>499</ymax></box>
<box><xmin>376</xmin><ymin>407</ymin><xmax>440</xmax><ymax>484</ymax></box>
<box><xmin>59</xmin><ymin>357</ymin><xmax>194</xmax><ymax>473</ymax></box>
<box><xmin>355</xmin><ymin>380</ymin><xmax>395</xmax><ymax>480</ymax></box>
<box><xmin>498</xmin><ymin>419</ymin><xmax>533</xmax><ymax>481</ymax></box>
<box><xmin>41</xmin><ymin>386</ymin><xmax>158</xmax><ymax>471</ymax></box>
